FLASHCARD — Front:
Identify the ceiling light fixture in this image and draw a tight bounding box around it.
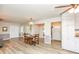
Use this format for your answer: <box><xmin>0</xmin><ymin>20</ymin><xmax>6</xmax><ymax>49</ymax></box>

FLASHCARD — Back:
<box><xmin>29</xmin><ymin>18</ymin><xmax>34</xmax><ymax>25</ymax></box>
<box><xmin>29</xmin><ymin>21</ymin><xmax>34</xmax><ymax>25</ymax></box>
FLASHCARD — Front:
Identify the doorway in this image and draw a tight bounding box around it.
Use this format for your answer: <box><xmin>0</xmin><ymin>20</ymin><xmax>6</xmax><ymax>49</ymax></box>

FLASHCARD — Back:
<box><xmin>51</xmin><ymin>21</ymin><xmax>61</xmax><ymax>49</ymax></box>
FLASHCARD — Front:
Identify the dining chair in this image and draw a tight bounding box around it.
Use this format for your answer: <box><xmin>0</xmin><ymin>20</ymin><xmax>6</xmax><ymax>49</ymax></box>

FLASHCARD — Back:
<box><xmin>31</xmin><ymin>34</ymin><xmax>39</xmax><ymax>46</ymax></box>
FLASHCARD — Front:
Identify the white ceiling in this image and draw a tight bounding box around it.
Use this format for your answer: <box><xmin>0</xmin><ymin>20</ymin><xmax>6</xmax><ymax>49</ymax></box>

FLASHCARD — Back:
<box><xmin>0</xmin><ymin>4</ymin><xmax>67</xmax><ymax>23</ymax></box>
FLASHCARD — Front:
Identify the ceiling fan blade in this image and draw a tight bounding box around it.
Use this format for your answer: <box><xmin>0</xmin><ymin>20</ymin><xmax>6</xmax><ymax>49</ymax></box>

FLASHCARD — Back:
<box><xmin>55</xmin><ymin>5</ymin><xmax>71</xmax><ymax>8</ymax></box>
<box><xmin>60</xmin><ymin>7</ymin><xmax>72</xmax><ymax>15</ymax></box>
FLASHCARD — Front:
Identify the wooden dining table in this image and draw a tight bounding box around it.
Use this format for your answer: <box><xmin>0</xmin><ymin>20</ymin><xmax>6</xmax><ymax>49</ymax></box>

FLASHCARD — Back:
<box><xmin>26</xmin><ymin>36</ymin><xmax>34</xmax><ymax>45</ymax></box>
<box><xmin>23</xmin><ymin>33</ymin><xmax>39</xmax><ymax>46</ymax></box>
<box><xmin>23</xmin><ymin>35</ymin><xmax>34</xmax><ymax>45</ymax></box>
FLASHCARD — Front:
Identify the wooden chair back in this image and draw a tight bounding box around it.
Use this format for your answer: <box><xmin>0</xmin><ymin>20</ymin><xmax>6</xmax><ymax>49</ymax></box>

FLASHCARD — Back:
<box><xmin>34</xmin><ymin>34</ymin><xmax>39</xmax><ymax>44</ymax></box>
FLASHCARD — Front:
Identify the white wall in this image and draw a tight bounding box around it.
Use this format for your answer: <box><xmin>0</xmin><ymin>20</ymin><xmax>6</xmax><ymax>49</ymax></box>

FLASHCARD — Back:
<box><xmin>0</xmin><ymin>22</ymin><xmax>10</xmax><ymax>34</ymax></box>
<box><xmin>32</xmin><ymin>25</ymin><xmax>44</xmax><ymax>38</ymax></box>
<box><xmin>44</xmin><ymin>22</ymin><xmax>51</xmax><ymax>44</ymax></box>
<box><xmin>34</xmin><ymin>17</ymin><xmax>61</xmax><ymax>24</ymax></box>
<box><xmin>10</xmin><ymin>24</ymin><xmax>20</xmax><ymax>38</ymax></box>
<box><xmin>24</xmin><ymin>25</ymin><xmax>31</xmax><ymax>34</ymax></box>
<box><xmin>75</xmin><ymin>14</ymin><xmax>79</xmax><ymax>29</ymax></box>
<box><xmin>62</xmin><ymin>13</ymin><xmax>79</xmax><ymax>53</ymax></box>
<box><xmin>0</xmin><ymin>21</ymin><xmax>21</xmax><ymax>40</ymax></box>
<box><xmin>19</xmin><ymin>25</ymin><xmax>24</xmax><ymax>37</ymax></box>
<box><xmin>74</xmin><ymin>13</ymin><xmax>79</xmax><ymax>52</ymax></box>
<box><xmin>38</xmin><ymin>26</ymin><xmax>44</xmax><ymax>38</ymax></box>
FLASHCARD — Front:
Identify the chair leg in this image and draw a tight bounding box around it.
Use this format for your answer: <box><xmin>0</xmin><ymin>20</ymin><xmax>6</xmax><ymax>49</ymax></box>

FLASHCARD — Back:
<box><xmin>32</xmin><ymin>41</ymin><xmax>36</xmax><ymax>46</ymax></box>
<box><xmin>34</xmin><ymin>43</ymin><xmax>36</xmax><ymax>46</ymax></box>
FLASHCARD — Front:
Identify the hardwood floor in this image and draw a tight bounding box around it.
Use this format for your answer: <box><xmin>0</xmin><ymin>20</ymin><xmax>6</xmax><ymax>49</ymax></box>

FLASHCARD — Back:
<box><xmin>0</xmin><ymin>38</ymin><xmax>77</xmax><ymax>54</ymax></box>
<box><xmin>51</xmin><ymin>40</ymin><xmax>61</xmax><ymax>49</ymax></box>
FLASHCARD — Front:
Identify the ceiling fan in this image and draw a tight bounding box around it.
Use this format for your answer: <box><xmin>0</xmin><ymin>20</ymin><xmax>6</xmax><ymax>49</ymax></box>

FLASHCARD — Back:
<box><xmin>55</xmin><ymin>4</ymin><xmax>79</xmax><ymax>15</ymax></box>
